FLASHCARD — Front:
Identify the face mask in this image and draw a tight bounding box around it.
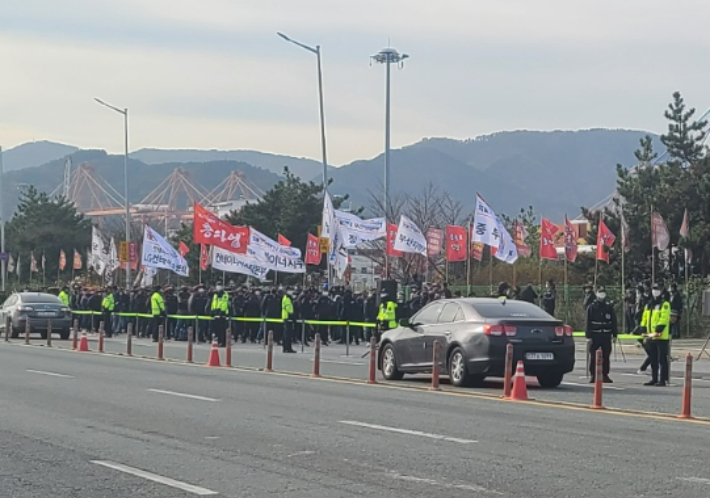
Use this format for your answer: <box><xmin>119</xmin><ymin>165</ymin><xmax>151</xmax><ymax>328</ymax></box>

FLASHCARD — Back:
<box><xmin>652</xmin><ymin>290</ymin><xmax>661</xmax><ymax>298</ymax></box>
<box><xmin>198</xmin><ymin>289</ymin><xmax>205</xmax><ymax>293</ymax></box>
<box><xmin>596</xmin><ymin>292</ymin><xmax>606</xmax><ymax>300</ymax></box>
<box><xmin>216</xmin><ymin>286</ymin><xmax>223</xmax><ymax>292</ymax></box>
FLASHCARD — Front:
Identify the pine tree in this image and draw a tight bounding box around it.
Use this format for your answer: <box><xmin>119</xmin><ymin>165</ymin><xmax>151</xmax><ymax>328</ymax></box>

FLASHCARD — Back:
<box><xmin>660</xmin><ymin>91</ymin><xmax>708</xmax><ymax>165</ymax></box>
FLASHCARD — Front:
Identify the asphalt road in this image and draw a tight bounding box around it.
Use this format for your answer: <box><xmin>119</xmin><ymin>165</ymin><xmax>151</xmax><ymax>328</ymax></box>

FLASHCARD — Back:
<box><xmin>3</xmin><ymin>340</ymin><xmax>710</xmax><ymax>497</ymax></box>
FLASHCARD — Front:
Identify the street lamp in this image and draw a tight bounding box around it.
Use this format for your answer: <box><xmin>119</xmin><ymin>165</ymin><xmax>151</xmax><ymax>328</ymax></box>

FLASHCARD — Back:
<box><xmin>371</xmin><ymin>47</ymin><xmax>408</xmax><ymax>278</ymax></box>
<box><xmin>276</xmin><ymin>32</ymin><xmax>329</xmax><ymax>190</ymax></box>
<box><xmin>95</xmin><ymin>97</ymin><xmax>131</xmax><ymax>288</ymax></box>
<box><xmin>0</xmin><ymin>146</ymin><xmax>5</xmax><ymax>291</ymax></box>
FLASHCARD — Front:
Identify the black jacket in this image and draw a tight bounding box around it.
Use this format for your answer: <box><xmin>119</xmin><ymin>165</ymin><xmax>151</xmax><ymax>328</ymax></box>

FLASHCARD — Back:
<box><xmin>585</xmin><ymin>299</ymin><xmax>618</xmax><ymax>339</ymax></box>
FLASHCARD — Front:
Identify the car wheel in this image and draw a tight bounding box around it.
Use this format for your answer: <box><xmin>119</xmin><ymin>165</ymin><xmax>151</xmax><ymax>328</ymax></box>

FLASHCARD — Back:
<box><xmin>537</xmin><ymin>372</ymin><xmax>564</xmax><ymax>388</ymax></box>
<box><xmin>60</xmin><ymin>329</ymin><xmax>71</xmax><ymax>340</ymax></box>
<box><xmin>380</xmin><ymin>344</ymin><xmax>404</xmax><ymax>380</ymax></box>
<box><xmin>448</xmin><ymin>347</ymin><xmax>472</xmax><ymax>387</ymax></box>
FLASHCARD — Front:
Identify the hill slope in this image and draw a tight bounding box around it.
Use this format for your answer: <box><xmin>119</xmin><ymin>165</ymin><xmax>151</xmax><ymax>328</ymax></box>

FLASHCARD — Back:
<box><xmin>3</xmin><ymin>141</ymin><xmax>78</xmax><ymax>172</ymax></box>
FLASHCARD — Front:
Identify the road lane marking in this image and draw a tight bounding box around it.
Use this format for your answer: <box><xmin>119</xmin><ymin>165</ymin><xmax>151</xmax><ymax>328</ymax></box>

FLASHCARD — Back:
<box><xmin>677</xmin><ymin>477</ymin><xmax>710</xmax><ymax>485</ymax></box>
<box><xmin>26</xmin><ymin>369</ymin><xmax>74</xmax><ymax>378</ymax></box>
<box><xmin>390</xmin><ymin>473</ymin><xmax>502</xmax><ymax>494</ymax></box>
<box><xmin>147</xmin><ymin>389</ymin><xmax>220</xmax><ymax>402</ymax></box>
<box><xmin>340</xmin><ymin>420</ymin><xmax>476</xmax><ymax>444</ymax></box>
<box><xmin>562</xmin><ymin>382</ymin><xmax>625</xmax><ymax>391</ymax></box>
<box><xmin>311</xmin><ymin>359</ymin><xmax>365</xmax><ymax>366</ymax></box>
<box><xmin>91</xmin><ymin>460</ymin><xmax>217</xmax><ymax>495</ymax></box>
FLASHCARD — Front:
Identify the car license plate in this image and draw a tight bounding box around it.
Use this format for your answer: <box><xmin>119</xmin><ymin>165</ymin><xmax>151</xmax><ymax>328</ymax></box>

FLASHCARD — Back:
<box><xmin>526</xmin><ymin>352</ymin><xmax>554</xmax><ymax>361</ymax></box>
<box><xmin>37</xmin><ymin>312</ymin><xmax>55</xmax><ymax>317</ymax></box>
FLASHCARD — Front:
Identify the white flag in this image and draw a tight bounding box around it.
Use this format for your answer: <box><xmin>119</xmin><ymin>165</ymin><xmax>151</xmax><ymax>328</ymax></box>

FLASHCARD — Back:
<box><xmin>330</xmin><ymin>224</ymin><xmax>350</xmax><ymax>279</ymax></box>
<box><xmin>335</xmin><ymin>210</ymin><xmax>386</xmax><ymax>248</ymax></box>
<box><xmin>108</xmin><ymin>237</ymin><xmax>120</xmax><ymax>273</ymax></box>
<box><xmin>211</xmin><ymin>246</ymin><xmax>270</xmax><ymax>280</ymax></box>
<box><xmin>393</xmin><ymin>215</ymin><xmax>428</xmax><ymax>256</ymax></box>
<box><xmin>321</xmin><ymin>191</ymin><xmax>336</xmax><ymax>240</ymax></box>
<box><xmin>91</xmin><ymin>227</ymin><xmax>107</xmax><ymax>276</ymax></box>
<box><xmin>140</xmin><ymin>266</ymin><xmax>157</xmax><ymax>287</ymax></box>
<box><xmin>7</xmin><ymin>254</ymin><xmax>15</xmax><ymax>273</ymax></box>
<box><xmin>472</xmin><ymin>194</ymin><xmax>518</xmax><ymax>264</ymax></box>
<box><xmin>651</xmin><ymin>211</ymin><xmax>670</xmax><ymax>251</ymax></box>
<box><xmin>141</xmin><ymin>225</ymin><xmax>189</xmax><ymax>276</ymax></box>
<box><xmin>249</xmin><ymin>228</ymin><xmax>305</xmax><ymax>273</ymax></box>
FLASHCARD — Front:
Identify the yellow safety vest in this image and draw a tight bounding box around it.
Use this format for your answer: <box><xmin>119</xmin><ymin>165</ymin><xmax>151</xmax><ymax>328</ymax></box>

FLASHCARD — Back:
<box><xmin>151</xmin><ymin>292</ymin><xmax>165</xmax><ymax>316</ymax></box>
<box><xmin>377</xmin><ymin>301</ymin><xmax>398</xmax><ymax>329</ymax></box>
<box><xmin>211</xmin><ymin>293</ymin><xmax>229</xmax><ymax>314</ymax></box>
<box><xmin>641</xmin><ymin>300</ymin><xmax>670</xmax><ymax>340</ymax></box>
<box><xmin>101</xmin><ymin>293</ymin><xmax>115</xmax><ymax>312</ymax></box>
<box><xmin>58</xmin><ymin>291</ymin><xmax>69</xmax><ymax>306</ymax></box>
<box><xmin>282</xmin><ymin>295</ymin><xmax>294</xmax><ymax>320</ymax></box>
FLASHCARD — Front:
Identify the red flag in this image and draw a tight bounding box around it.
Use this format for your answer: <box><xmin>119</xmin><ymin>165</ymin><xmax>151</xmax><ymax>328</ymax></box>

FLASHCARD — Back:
<box><xmin>73</xmin><ymin>249</ymin><xmax>82</xmax><ymax>270</ymax></box>
<box><xmin>445</xmin><ymin>225</ymin><xmax>467</xmax><ymax>262</ymax></box>
<box><xmin>651</xmin><ymin>211</ymin><xmax>670</xmax><ymax>251</ymax></box>
<box><xmin>192</xmin><ymin>202</ymin><xmax>248</xmax><ymax>254</ymax></box>
<box><xmin>680</xmin><ymin>208</ymin><xmax>689</xmax><ymax>238</ymax></box>
<box><xmin>278</xmin><ymin>234</ymin><xmax>291</xmax><ymax>247</ymax></box>
<box><xmin>470</xmin><ymin>241</ymin><xmax>484</xmax><ymax>261</ymax></box>
<box><xmin>514</xmin><ymin>221</ymin><xmax>532</xmax><ymax>257</ymax></box>
<box><xmin>564</xmin><ymin>216</ymin><xmax>578</xmax><ymax>263</ymax></box>
<box><xmin>386</xmin><ymin>223</ymin><xmax>403</xmax><ymax>258</ymax></box>
<box><xmin>596</xmin><ymin>218</ymin><xmax>616</xmax><ymax>263</ymax></box>
<box><xmin>59</xmin><ymin>250</ymin><xmax>67</xmax><ymax>271</ymax></box>
<box><xmin>178</xmin><ymin>241</ymin><xmax>190</xmax><ymax>257</ymax></box>
<box><xmin>199</xmin><ymin>244</ymin><xmax>210</xmax><ymax>271</ymax></box>
<box><xmin>539</xmin><ymin>218</ymin><xmax>559</xmax><ymax>260</ymax></box>
<box><xmin>306</xmin><ymin>233</ymin><xmax>321</xmax><ymax>265</ymax></box>
<box><xmin>426</xmin><ymin>228</ymin><xmax>443</xmax><ymax>257</ymax></box>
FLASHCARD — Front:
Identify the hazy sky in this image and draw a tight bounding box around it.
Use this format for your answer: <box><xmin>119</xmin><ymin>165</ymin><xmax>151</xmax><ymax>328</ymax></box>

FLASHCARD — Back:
<box><xmin>1</xmin><ymin>1</ymin><xmax>708</xmax><ymax>165</ymax></box>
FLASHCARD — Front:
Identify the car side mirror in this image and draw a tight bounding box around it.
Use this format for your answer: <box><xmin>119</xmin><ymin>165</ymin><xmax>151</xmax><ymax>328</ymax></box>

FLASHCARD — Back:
<box><xmin>399</xmin><ymin>318</ymin><xmax>410</xmax><ymax>327</ymax></box>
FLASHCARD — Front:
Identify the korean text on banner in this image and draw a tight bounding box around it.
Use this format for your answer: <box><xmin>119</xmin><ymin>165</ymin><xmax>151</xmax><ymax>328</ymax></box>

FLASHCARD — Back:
<box><xmin>321</xmin><ymin>192</ymin><xmax>336</xmax><ymax>240</ymax></box>
<box><xmin>306</xmin><ymin>233</ymin><xmax>322</xmax><ymax>265</ymax></box>
<box><xmin>472</xmin><ymin>194</ymin><xmax>518</xmax><ymax>264</ymax></box>
<box><xmin>141</xmin><ymin>225</ymin><xmax>189</xmax><ymax>276</ymax></box>
<box><xmin>250</xmin><ymin>228</ymin><xmax>305</xmax><ymax>273</ymax></box>
<box><xmin>564</xmin><ymin>216</ymin><xmax>578</xmax><ymax>262</ymax></box>
<box><xmin>426</xmin><ymin>228</ymin><xmax>443</xmax><ymax>257</ymax></box>
<box><xmin>91</xmin><ymin>227</ymin><xmax>107</xmax><ymax>276</ymax></box>
<box><xmin>445</xmin><ymin>225</ymin><xmax>467</xmax><ymax>262</ymax></box>
<box><xmin>393</xmin><ymin>215</ymin><xmax>428</xmax><ymax>256</ymax></box>
<box><xmin>386</xmin><ymin>224</ymin><xmax>403</xmax><ymax>258</ymax></box>
<box><xmin>211</xmin><ymin>246</ymin><xmax>269</xmax><ymax>280</ymax></box>
<box><xmin>334</xmin><ymin>210</ymin><xmax>386</xmax><ymax>248</ymax></box>
<box><xmin>193</xmin><ymin>202</ymin><xmax>248</xmax><ymax>254</ymax></box>
<box><xmin>329</xmin><ymin>224</ymin><xmax>350</xmax><ymax>278</ymax></box>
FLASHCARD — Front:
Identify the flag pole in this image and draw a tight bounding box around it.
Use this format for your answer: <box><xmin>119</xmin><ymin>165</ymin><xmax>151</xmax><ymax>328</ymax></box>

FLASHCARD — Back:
<box><xmin>621</xmin><ymin>229</ymin><xmax>626</xmax><ymax>334</ymax></box>
<box><xmin>563</xmin><ymin>253</ymin><xmax>569</xmax><ymax>325</ymax></box>
<box><xmin>488</xmin><ymin>247</ymin><xmax>494</xmax><ymax>295</ymax></box>
<box><xmin>651</xmin><ymin>204</ymin><xmax>655</xmax><ymax>286</ymax></box>
<box><xmin>466</xmin><ymin>223</ymin><xmax>471</xmax><ymax>295</ymax></box>
<box><xmin>593</xmin><ymin>212</ymin><xmax>601</xmax><ymax>289</ymax></box>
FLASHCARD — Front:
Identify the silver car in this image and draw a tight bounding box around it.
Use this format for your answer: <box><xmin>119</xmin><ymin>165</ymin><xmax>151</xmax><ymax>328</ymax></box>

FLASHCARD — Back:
<box><xmin>378</xmin><ymin>298</ymin><xmax>575</xmax><ymax>388</ymax></box>
<box><xmin>0</xmin><ymin>292</ymin><xmax>73</xmax><ymax>340</ymax></box>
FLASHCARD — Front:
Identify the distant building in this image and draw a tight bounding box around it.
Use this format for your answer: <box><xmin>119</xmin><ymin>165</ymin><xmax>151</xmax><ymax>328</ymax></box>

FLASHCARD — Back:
<box><xmin>349</xmin><ymin>254</ymin><xmax>379</xmax><ymax>292</ymax></box>
<box><xmin>207</xmin><ymin>199</ymin><xmax>255</xmax><ymax>219</ymax></box>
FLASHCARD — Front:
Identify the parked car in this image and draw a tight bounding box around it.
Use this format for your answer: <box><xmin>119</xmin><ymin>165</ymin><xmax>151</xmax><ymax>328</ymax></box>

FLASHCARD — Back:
<box><xmin>0</xmin><ymin>292</ymin><xmax>73</xmax><ymax>340</ymax></box>
<box><xmin>378</xmin><ymin>297</ymin><xmax>575</xmax><ymax>388</ymax></box>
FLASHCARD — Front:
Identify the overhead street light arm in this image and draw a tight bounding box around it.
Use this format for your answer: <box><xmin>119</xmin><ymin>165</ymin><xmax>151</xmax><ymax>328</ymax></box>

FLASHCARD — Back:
<box><xmin>94</xmin><ymin>97</ymin><xmax>126</xmax><ymax>115</ymax></box>
<box><xmin>277</xmin><ymin>32</ymin><xmax>319</xmax><ymax>54</ymax></box>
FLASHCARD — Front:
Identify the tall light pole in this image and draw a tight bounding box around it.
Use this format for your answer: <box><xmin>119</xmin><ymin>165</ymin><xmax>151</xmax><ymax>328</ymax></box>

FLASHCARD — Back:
<box><xmin>371</xmin><ymin>47</ymin><xmax>408</xmax><ymax>278</ymax></box>
<box><xmin>276</xmin><ymin>32</ymin><xmax>329</xmax><ymax>190</ymax></box>
<box><xmin>0</xmin><ymin>146</ymin><xmax>5</xmax><ymax>291</ymax></box>
<box><xmin>95</xmin><ymin>98</ymin><xmax>131</xmax><ymax>288</ymax></box>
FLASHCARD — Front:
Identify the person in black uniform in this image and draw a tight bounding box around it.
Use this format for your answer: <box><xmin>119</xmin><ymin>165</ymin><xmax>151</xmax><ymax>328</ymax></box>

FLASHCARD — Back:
<box><xmin>231</xmin><ymin>287</ymin><xmax>246</xmax><ymax>342</ymax></box>
<box><xmin>541</xmin><ymin>279</ymin><xmax>556</xmax><ymax>316</ymax></box>
<box><xmin>188</xmin><ymin>285</ymin><xmax>209</xmax><ymax>342</ymax></box>
<box><xmin>585</xmin><ymin>286</ymin><xmax>618</xmax><ymax>383</ymax></box>
<box><xmin>669</xmin><ymin>283</ymin><xmax>683</xmax><ymax>339</ymax></box>
<box><xmin>243</xmin><ymin>288</ymin><xmax>261</xmax><ymax>343</ymax></box>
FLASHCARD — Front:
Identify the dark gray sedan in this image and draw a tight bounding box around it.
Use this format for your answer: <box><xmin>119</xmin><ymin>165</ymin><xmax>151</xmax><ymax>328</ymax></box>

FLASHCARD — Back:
<box><xmin>0</xmin><ymin>292</ymin><xmax>73</xmax><ymax>340</ymax></box>
<box><xmin>378</xmin><ymin>298</ymin><xmax>575</xmax><ymax>388</ymax></box>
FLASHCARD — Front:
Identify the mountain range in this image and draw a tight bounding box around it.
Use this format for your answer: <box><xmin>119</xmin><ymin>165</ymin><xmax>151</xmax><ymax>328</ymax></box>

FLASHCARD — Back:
<box><xmin>0</xmin><ymin>129</ymin><xmax>662</xmax><ymax>220</ymax></box>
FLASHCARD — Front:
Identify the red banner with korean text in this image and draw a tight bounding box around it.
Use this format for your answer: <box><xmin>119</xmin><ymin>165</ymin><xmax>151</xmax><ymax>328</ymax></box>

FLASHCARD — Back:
<box><xmin>199</xmin><ymin>244</ymin><xmax>210</xmax><ymax>271</ymax></box>
<box><xmin>426</xmin><ymin>228</ymin><xmax>443</xmax><ymax>257</ymax></box>
<box><xmin>193</xmin><ymin>202</ymin><xmax>248</xmax><ymax>254</ymax></box>
<box><xmin>306</xmin><ymin>233</ymin><xmax>322</xmax><ymax>265</ymax></box>
<box><xmin>539</xmin><ymin>218</ymin><xmax>559</xmax><ymax>261</ymax></box>
<box><xmin>445</xmin><ymin>225</ymin><xmax>467</xmax><ymax>262</ymax></box>
<box><xmin>386</xmin><ymin>224</ymin><xmax>403</xmax><ymax>257</ymax></box>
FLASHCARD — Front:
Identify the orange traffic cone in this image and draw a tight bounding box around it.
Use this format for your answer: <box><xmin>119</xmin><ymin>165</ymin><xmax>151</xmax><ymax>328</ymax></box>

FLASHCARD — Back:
<box><xmin>206</xmin><ymin>338</ymin><xmax>221</xmax><ymax>367</ymax></box>
<box><xmin>509</xmin><ymin>361</ymin><xmax>529</xmax><ymax>401</ymax></box>
<box><xmin>78</xmin><ymin>332</ymin><xmax>90</xmax><ymax>352</ymax></box>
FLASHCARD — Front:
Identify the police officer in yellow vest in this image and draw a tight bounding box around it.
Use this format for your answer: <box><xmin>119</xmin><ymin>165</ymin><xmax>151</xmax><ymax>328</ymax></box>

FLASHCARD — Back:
<box><xmin>377</xmin><ymin>292</ymin><xmax>398</xmax><ymax>338</ymax></box>
<box><xmin>101</xmin><ymin>286</ymin><xmax>116</xmax><ymax>338</ymax></box>
<box><xmin>211</xmin><ymin>282</ymin><xmax>229</xmax><ymax>347</ymax></box>
<box><xmin>150</xmin><ymin>285</ymin><xmax>165</xmax><ymax>342</ymax></box>
<box><xmin>640</xmin><ymin>283</ymin><xmax>671</xmax><ymax>386</ymax></box>
<box><xmin>58</xmin><ymin>286</ymin><xmax>70</xmax><ymax>307</ymax></box>
<box><xmin>281</xmin><ymin>288</ymin><xmax>297</xmax><ymax>353</ymax></box>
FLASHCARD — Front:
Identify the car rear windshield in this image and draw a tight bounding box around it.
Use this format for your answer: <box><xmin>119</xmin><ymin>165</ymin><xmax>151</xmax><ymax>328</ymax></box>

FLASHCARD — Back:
<box><xmin>21</xmin><ymin>295</ymin><xmax>62</xmax><ymax>304</ymax></box>
<box><xmin>470</xmin><ymin>302</ymin><xmax>552</xmax><ymax>319</ymax></box>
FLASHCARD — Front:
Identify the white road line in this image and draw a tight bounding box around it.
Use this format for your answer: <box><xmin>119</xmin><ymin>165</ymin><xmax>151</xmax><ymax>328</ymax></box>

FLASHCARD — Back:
<box><xmin>562</xmin><ymin>381</ymin><xmax>626</xmax><ymax>391</ymax></box>
<box><xmin>310</xmin><ymin>359</ymin><xmax>365</xmax><ymax>366</ymax></box>
<box><xmin>677</xmin><ymin>477</ymin><xmax>710</xmax><ymax>485</ymax></box>
<box><xmin>147</xmin><ymin>389</ymin><xmax>220</xmax><ymax>402</ymax></box>
<box><xmin>26</xmin><ymin>369</ymin><xmax>74</xmax><ymax>378</ymax></box>
<box><xmin>91</xmin><ymin>460</ymin><xmax>217</xmax><ymax>495</ymax></box>
<box><xmin>340</xmin><ymin>421</ymin><xmax>476</xmax><ymax>444</ymax></box>
<box><xmin>390</xmin><ymin>473</ymin><xmax>502</xmax><ymax>494</ymax></box>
